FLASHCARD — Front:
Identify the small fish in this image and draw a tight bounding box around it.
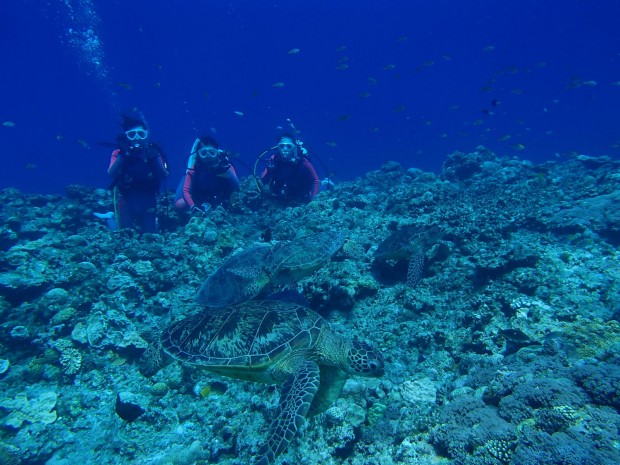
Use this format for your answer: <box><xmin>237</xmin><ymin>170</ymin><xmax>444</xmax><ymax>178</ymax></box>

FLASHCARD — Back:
<box><xmin>498</xmin><ymin>135</ymin><xmax>512</xmax><ymax>141</ymax></box>
<box><xmin>117</xmin><ymin>82</ymin><xmax>132</xmax><ymax>90</ymax></box>
<box><xmin>56</xmin><ymin>134</ymin><xmax>64</xmax><ymax>140</ymax></box>
<box><xmin>480</xmin><ymin>86</ymin><xmax>493</xmax><ymax>92</ymax></box>
<box><xmin>482</xmin><ymin>45</ymin><xmax>495</xmax><ymax>52</ymax></box>
<box><xmin>287</xmin><ymin>48</ymin><xmax>300</xmax><ymax>54</ymax></box>
<box><xmin>368</xmin><ymin>76</ymin><xmax>378</xmax><ymax>86</ymax></box>
<box><xmin>439</xmin><ymin>133</ymin><xmax>448</xmax><ymax>138</ymax></box>
<box><xmin>272</xmin><ymin>82</ymin><xmax>285</xmax><ymax>87</ymax></box>
<box><xmin>2</xmin><ymin>121</ymin><xmax>15</xmax><ymax>127</ymax></box>
<box><xmin>535</xmin><ymin>61</ymin><xmax>547</xmax><ymax>67</ymax></box>
<box><xmin>370</xmin><ymin>127</ymin><xmax>380</xmax><ymax>133</ymax></box>
<box><xmin>566</xmin><ymin>77</ymin><xmax>583</xmax><ymax>89</ymax></box>
<box><xmin>511</xmin><ymin>143</ymin><xmax>525</xmax><ymax>150</ymax></box>
<box><xmin>325</xmin><ymin>141</ymin><xmax>337</xmax><ymax>147</ymax></box>
<box><xmin>336</xmin><ymin>45</ymin><xmax>347</xmax><ymax>52</ymax></box>
<box><xmin>338</xmin><ymin>114</ymin><xmax>351</xmax><ymax>122</ymax></box>
<box><xmin>448</xmin><ymin>105</ymin><xmax>460</xmax><ymax>111</ymax></box>
<box><xmin>393</xmin><ymin>105</ymin><xmax>406</xmax><ymax>113</ymax></box>
<box><xmin>383</xmin><ymin>64</ymin><xmax>396</xmax><ymax>71</ymax></box>
<box><xmin>93</xmin><ymin>211</ymin><xmax>115</xmax><ymax>219</ymax></box>
<box><xmin>203</xmin><ymin>91</ymin><xmax>210</xmax><ymax>99</ymax></box>
<box><xmin>397</xmin><ymin>36</ymin><xmax>408</xmax><ymax>42</ymax></box>
<box><xmin>442</xmin><ymin>54</ymin><xmax>452</xmax><ymax>61</ymax></box>
<box><xmin>233</xmin><ymin>111</ymin><xmax>244</xmax><ymax>117</ymax></box>
<box><xmin>472</xmin><ymin>119</ymin><xmax>484</xmax><ymax>126</ymax></box>
<box><xmin>153</xmin><ymin>82</ymin><xmax>161</xmax><ymax>88</ymax></box>
<box><xmin>25</xmin><ymin>163</ymin><xmax>37</xmax><ymax>170</ymax></box>
<box><xmin>336</xmin><ymin>63</ymin><xmax>349</xmax><ymax>70</ymax></box>
<box><xmin>611</xmin><ymin>81</ymin><xmax>620</xmax><ymax>86</ymax></box>
<box><xmin>511</xmin><ymin>89</ymin><xmax>523</xmax><ymax>94</ymax></box>
<box><xmin>357</xmin><ymin>91</ymin><xmax>370</xmax><ymax>98</ymax></box>
<box><xmin>418</xmin><ymin>61</ymin><xmax>434</xmax><ymax>70</ymax></box>
<box><xmin>77</xmin><ymin>139</ymin><xmax>90</xmax><ymax>149</ymax></box>
<box><xmin>582</xmin><ymin>80</ymin><xmax>597</xmax><ymax>86</ymax></box>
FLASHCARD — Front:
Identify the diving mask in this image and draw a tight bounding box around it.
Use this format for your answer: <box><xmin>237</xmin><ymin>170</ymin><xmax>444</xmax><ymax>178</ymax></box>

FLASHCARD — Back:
<box><xmin>198</xmin><ymin>147</ymin><xmax>219</xmax><ymax>159</ymax></box>
<box><xmin>278</xmin><ymin>142</ymin><xmax>295</xmax><ymax>151</ymax></box>
<box><xmin>125</xmin><ymin>129</ymin><xmax>149</xmax><ymax>141</ymax></box>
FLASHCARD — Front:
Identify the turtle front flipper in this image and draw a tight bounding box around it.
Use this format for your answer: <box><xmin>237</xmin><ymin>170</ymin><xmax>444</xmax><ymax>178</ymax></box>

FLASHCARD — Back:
<box><xmin>254</xmin><ymin>360</ymin><xmax>320</xmax><ymax>465</ymax></box>
<box><xmin>406</xmin><ymin>250</ymin><xmax>425</xmax><ymax>287</ymax></box>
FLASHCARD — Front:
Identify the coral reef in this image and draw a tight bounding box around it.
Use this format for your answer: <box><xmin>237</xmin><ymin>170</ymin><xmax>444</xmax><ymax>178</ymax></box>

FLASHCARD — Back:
<box><xmin>0</xmin><ymin>150</ymin><xmax>619</xmax><ymax>463</ymax></box>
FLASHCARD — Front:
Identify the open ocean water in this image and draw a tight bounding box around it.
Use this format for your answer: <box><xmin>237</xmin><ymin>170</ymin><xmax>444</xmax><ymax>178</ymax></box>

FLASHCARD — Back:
<box><xmin>1</xmin><ymin>0</ymin><xmax>619</xmax><ymax>193</ymax></box>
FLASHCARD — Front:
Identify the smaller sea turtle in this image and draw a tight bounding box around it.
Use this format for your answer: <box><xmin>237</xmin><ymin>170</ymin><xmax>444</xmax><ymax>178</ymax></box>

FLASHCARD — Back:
<box><xmin>270</xmin><ymin>230</ymin><xmax>346</xmax><ymax>285</ymax></box>
<box><xmin>374</xmin><ymin>225</ymin><xmax>441</xmax><ymax>286</ymax></box>
<box><xmin>196</xmin><ymin>244</ymin><xmax>275</xmax><ymax>308</ymax></box>
<box><xmin>162</xmin><ymin>300</ymin><xmax>384</xmax><ymax>464</ymax></box>
<box><xmin>197</xmin><ymin>231</ymin><xmax>345</xmax><ymax>308</ymax></box>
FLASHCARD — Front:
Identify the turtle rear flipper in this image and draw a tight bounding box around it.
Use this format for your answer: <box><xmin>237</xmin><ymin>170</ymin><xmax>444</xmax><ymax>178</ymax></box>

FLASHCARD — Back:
<box><xmin>255</xmin><ymin>360</ymin><xmax>320</xmax><ymax>465</ymax></box>
<box><xmin>406</xmin><ymin>251</ymin><xmax>425</xmax><ymax>287</ymax></box>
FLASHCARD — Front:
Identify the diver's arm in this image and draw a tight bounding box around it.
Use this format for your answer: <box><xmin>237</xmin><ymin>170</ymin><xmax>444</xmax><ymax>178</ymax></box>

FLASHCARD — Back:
<box><xmin>302</xmin><ymin>159</ymin><xmax>320</xmax><ymax>200</ymax></box>
<box><xmin>108</xmin><ymin>149</ymin><xmax>124</xmax><ymax>178</ymax></box>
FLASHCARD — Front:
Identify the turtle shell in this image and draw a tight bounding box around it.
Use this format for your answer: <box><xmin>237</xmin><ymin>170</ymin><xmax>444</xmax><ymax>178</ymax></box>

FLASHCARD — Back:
<box><xmin>196</xmin><ymin>244</ymin><xmax>275</xmax><ymax>308</ymax></box>
<box><xmin>161</xmin><ymin>300</ymin><xmax>328</xmax><ymax>381</ymax></box>
<box><xmin>270</xmin><ymin>230</ymin><xmax>345</xmax><ymax>285</ymax></box>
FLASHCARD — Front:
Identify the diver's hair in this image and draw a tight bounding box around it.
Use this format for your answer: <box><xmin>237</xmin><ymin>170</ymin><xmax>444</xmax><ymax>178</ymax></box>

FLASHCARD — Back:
<box><xmin>121</xmin><ymin>111</ymin><xmax>148</xmax><ymax>131</ymax></box>
<box><xmin>199</xmin><ymin>136</ymin><xmax>219</xmax><ymax>148</ymax></box>
<box><xmin>276</xmin><ymin>132</ymin><xmax>297</xmax><ymax>143</ymax></box>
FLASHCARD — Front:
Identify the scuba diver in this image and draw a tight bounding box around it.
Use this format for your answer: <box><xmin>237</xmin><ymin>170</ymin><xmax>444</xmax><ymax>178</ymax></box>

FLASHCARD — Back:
<box><xmin>107</xmin><ymin>113</ymin><xmax>169</xmax><ymax>233</ymax></box>
<box><xmin>173</xmin><ymin>136</ymin><xmax>240</xmax><ymax>215</ymax></box>
<box><xmin>258</xmin><ymin>122</ymin><xmax>320</xmax><ymax>203</ymax></box>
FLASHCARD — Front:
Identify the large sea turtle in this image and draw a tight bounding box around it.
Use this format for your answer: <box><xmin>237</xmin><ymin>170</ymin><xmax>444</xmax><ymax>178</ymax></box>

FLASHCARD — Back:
<box><xmin>196</xmin><ymin>231</ymin><xmax>345</xmax><ymax>308</ymax></box>
<box><xmin>373</xmin><ymin>225</ymin><xmax>441</xmax><ymax>286</ymax></box>
<box><xmin>161</xmin><ymin>299</ymin><xmax>384</xmax><ymax>464</ymax></box>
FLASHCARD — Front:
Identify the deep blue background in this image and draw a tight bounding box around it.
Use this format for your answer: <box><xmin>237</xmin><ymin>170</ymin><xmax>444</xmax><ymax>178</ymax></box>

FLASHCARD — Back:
<box><xmin>1</xmin><ymin>0</ymin><xmax>619</xmax><ymax>194</ymax></box>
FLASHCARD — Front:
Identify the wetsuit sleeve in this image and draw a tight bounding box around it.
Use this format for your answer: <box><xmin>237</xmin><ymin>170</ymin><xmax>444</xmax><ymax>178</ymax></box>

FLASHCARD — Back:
<box><xmin>108</xmin><ymin>149</ymin><xmax>124</xmax><ymax>178</ymax></box>
<box><xmin>182</xmin><ymin>170</ymin><xmax>195</xmax><ymax>209</ymax></box>
<box><xmin>302</xmin><ymin>159</ymin><xmax>320</xmax><ymax>200</ymax></box>
<box><xmin>261</xmin><ymin>155</ymin><xmax>275</xmax><ymax>184</ymax></box>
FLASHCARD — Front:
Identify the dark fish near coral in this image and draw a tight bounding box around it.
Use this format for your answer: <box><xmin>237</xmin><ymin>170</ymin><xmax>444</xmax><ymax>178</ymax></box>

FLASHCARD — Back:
<box><xmin>499</xmin><ymin>329</ymin><xmax>541</xmax><ymax>355</ymax></box>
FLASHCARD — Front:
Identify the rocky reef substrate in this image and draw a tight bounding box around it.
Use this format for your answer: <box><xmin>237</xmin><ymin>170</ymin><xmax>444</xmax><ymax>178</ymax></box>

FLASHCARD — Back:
<box><xmin>0</xmin><ymin>148</ymin><xmax>619</xmax><ymax>464</ymax></box>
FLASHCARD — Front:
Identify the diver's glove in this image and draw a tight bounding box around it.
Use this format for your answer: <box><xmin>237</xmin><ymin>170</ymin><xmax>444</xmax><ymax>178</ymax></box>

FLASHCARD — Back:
<box><xmin>320</xmin><ymin>178</ymin><xmax>335</xmax><ymax>191</ymax></box>
<box><xmin>191</xmin><ymin>203</ymin><xmax>211</xmax><ymax>216</ymax></box>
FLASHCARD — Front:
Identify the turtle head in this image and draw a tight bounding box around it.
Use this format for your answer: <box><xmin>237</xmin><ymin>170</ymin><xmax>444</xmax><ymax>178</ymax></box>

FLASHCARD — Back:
<box><xmin>345</xmin><ymin>339</ymin><xmax>384</xmax><ymax>377</ymax></box>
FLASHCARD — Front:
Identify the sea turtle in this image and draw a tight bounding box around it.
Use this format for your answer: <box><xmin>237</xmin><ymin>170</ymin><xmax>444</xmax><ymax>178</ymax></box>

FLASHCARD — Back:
<box><xmin>196</xmin><ymin>244</ymin><xmax>275</xmax><ymax>308</ymax></box>
<box><xmin>373</xmin><ymin>225</ymin><xmax>441</xmax><ymax>286</ymax></box>
<box><xmin>196</xmin><ymin>231</ymin><xmax>345</xmax><ymax>308</ymax></box>
<box><xmin>270</xmin><ymin>230</ymin><xmax>346</xmax><ymax>285</ymax></box>
<box><xmin>161</xmin><ymin>299</ymin><xmax>384</xmax><ymax>464</ymax></box>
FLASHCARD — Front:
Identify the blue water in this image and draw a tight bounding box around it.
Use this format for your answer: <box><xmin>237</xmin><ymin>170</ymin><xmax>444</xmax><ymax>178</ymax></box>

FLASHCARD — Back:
<box><xmin>1</xmin><ymin>0</ymin><xmax>619</xmax><ymax>194</ymax></box>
